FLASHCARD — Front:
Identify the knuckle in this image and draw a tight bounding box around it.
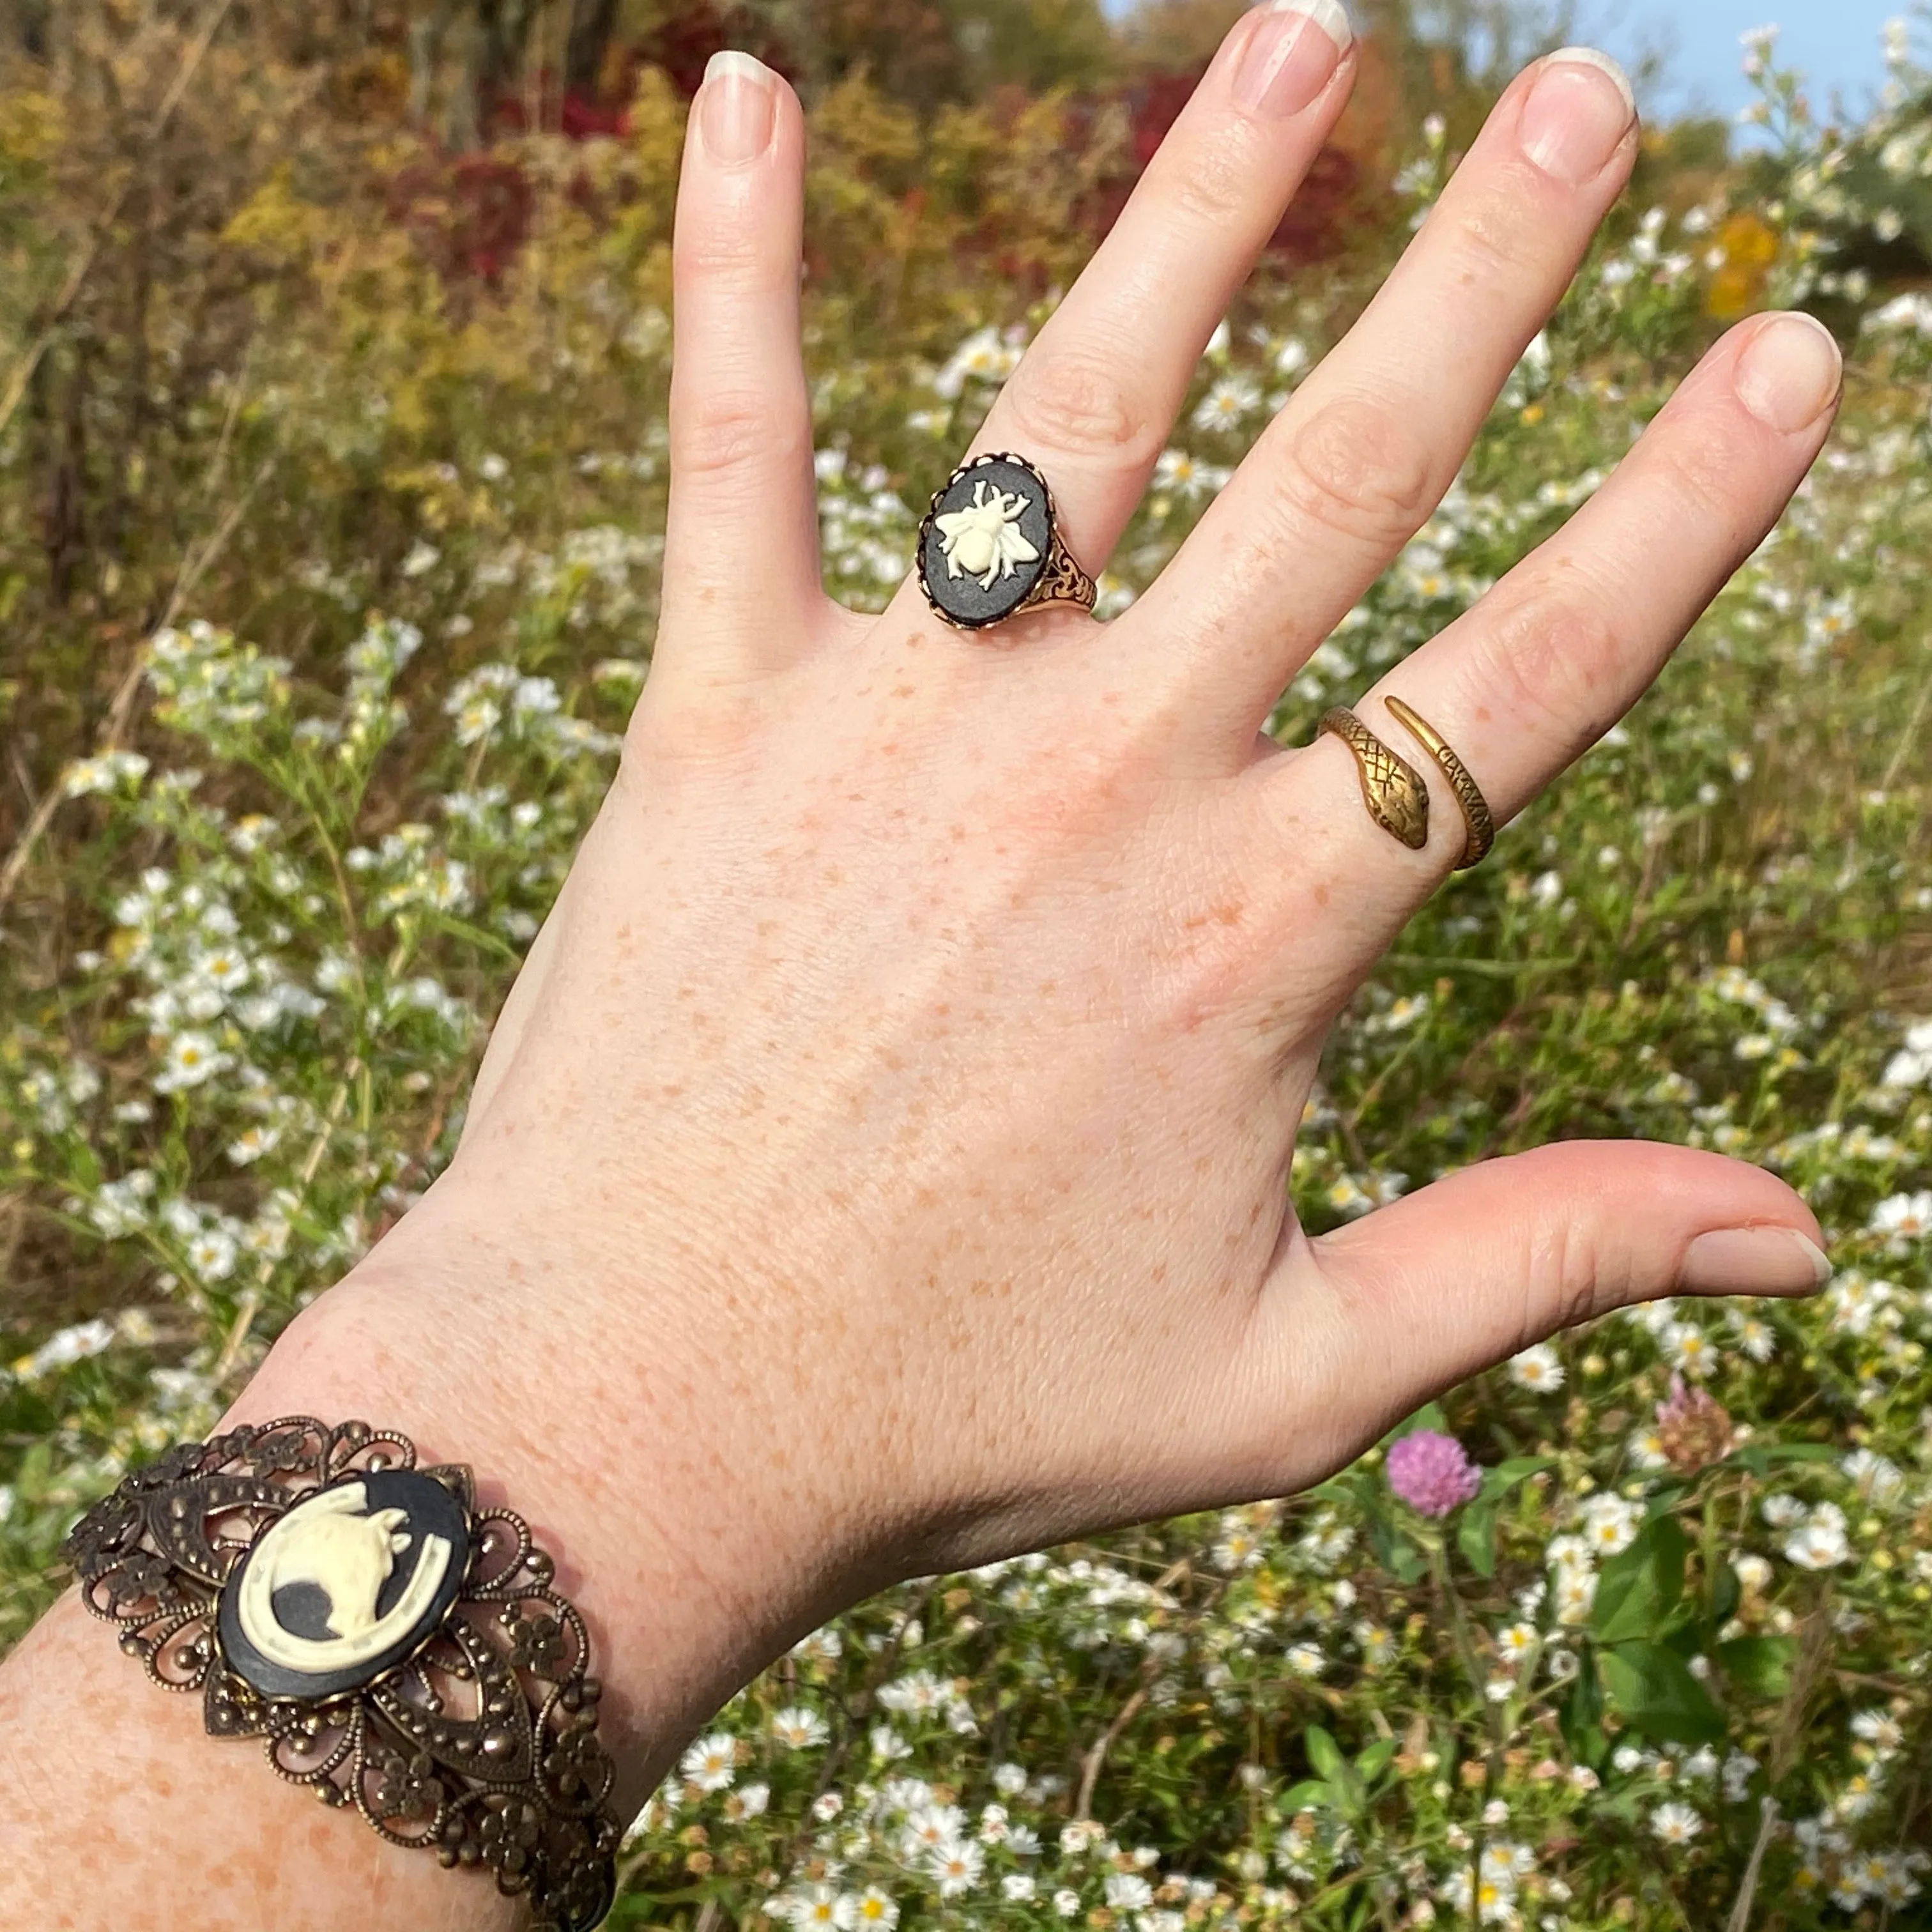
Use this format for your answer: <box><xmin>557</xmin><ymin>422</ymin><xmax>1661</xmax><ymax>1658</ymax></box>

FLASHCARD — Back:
<box><xmin>1499</xmin><ymin>1149</ymin><xmax>1629</xmax><ymax>1344</ymax></box>
<box><xmin>1445</xmin><ymin>177</ymin><xmax>1538</xmax><ymax>286</ymax></box>
<box><xmin>675</xmin><ymin>217</ymin><xmax>773</xmax><ymax>291</ymax></box>
<box><xmin>673</xmin><ymin>397</ymin><xmax>769</xmax><ymax>477</ymax></box>
<box><xmin>1168</xmin><ymin>137</ymin><xmax>1254</xmax><ymax>227</ymax></box>
<box><xmin>1003</xmin><ymin>348</ymin><xmax>1160</xmax><ymax>468</ymax></box>
<box><xmin>1657</xmin><ymin>436</ymin><xmax>1747</xmax><ymax>526</ymax></box>
<box><xmin>1460</xmin><ymin>589</ymin><xmax>1622</xmax><ymax>750</ymax></box>
<box><xmin>1273</xmin><ymin>395</ymin><xmax>1438</xmax><ymax>553</ymax></box>
<box><xmin>1519</xmin><ymin>1213</ymin><xmax>1593</xmax><ymax>1348</ymax></box>
<box><xmin>672</xmin><ymin>393</ymin><xmax>808</xmax><ymax>482</ymax></box>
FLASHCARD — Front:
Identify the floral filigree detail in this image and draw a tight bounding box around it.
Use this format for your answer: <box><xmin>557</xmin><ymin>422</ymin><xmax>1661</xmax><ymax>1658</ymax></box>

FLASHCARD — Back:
<box><xmin>507</xmin><ymin>1608</ymin><xmax>568</xmax><ymax>1675</ymax></box>
<box><xmin>63</xmin><ymin>1416</ymin><xmax>620</xmax><ymax>1931</ymax></box>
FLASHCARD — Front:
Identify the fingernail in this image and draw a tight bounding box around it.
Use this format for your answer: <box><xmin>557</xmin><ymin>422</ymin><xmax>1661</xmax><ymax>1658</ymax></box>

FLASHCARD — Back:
<box><xmin>700</xmin><ymin>49</ymin><xmax>776</xmax><ymax>164</ymax></box>
<box><xmin>1519</xmin><ymin>47</ymin><xmax>1636</xmax><ymax>186</ymax></box>
<box><xmin>1232</xmin><ymin>0</ymin><xmax>1352</xmax><ymax>118</ymax></box>
<box><xmin>1735</xmin><ymin>313</ymin><xmax>1843</xmax><ymax>432</ymax></box>
<box><xmin>1678</xmin><ymin>1226</ymin><xmax>1833</xmax><ymax>1296</ymax></box>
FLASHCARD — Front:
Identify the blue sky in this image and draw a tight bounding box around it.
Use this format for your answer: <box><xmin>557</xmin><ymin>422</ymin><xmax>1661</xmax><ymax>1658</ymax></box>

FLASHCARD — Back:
<box><xmin>1588</xmin><ymin>1</ymin><xmax>1910</xmax><ymax>126</ymax></box>
<box><xmin>1106</xmin><ymin>3</ymin><xmax>1917</xmax><ymax>135</ymax></box>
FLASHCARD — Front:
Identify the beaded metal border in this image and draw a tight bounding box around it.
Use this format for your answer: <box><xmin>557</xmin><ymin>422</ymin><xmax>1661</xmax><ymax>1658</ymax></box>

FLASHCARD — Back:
<box><xmin>61</xmin><ymin>1416</ymin><xmax>622</xmax><ymax>1931</ymax></box>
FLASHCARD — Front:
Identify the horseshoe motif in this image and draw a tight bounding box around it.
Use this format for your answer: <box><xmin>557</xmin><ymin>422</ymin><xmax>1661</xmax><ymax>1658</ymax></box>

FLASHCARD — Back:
<box><xmin>234</xmin><ymin>1481</ymin><xmax>454</xmax><ymax>1676</ymax></box>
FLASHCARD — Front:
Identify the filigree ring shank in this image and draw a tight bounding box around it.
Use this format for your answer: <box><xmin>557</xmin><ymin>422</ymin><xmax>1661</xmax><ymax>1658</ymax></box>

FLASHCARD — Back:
<box><xmin>1384</xmin><ymin>694</ymin><xmax>1496</xmax><ymax>870</ymax></box>
<box><xmin>1319</xmin><ymin>705</ymin><xmax>1431</xmax><ymax>852</ymax></box>
<box><xmin>62</xmin><ymin>1416</ymin><xmax>622</xmax><ymax>1932</ymax></box>
<box><xmin>916</xmin><ymin>450</ymin><xmax>1096</xmax><ymax>631</ymax></box>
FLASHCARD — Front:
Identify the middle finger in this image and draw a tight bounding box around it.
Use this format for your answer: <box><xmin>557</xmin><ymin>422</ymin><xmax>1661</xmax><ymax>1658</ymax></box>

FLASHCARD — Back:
<box><xmin>960</xmin><ymin>0</ymin><xmax>1360</xmax><ymax>579</ymax></box>
<box><xmin>1138</xmin><ymin>49</ymin><xmax>1640</xmax><ymax>749</ymax></box>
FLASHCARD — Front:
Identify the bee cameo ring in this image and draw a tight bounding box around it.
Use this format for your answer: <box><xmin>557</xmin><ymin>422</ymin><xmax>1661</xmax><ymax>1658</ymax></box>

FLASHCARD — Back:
<box><xmin>916</xmin><ymin>452</ymin><xmax>1098</xmax><ymax>631</ymax></box>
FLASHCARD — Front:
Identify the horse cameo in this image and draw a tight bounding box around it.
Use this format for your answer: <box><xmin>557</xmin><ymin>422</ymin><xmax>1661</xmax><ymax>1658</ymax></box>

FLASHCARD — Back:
<box><xmin>217</xmin><ymin>1468</ymin><xmax>470</xmax><ymax>1700</ymax></box>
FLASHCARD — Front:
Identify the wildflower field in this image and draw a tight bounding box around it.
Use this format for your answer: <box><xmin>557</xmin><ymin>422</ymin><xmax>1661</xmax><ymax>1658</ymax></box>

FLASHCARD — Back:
<box><xmin>6</xmin><ymin>14</ymin><xmax>1932</xmax><ymax>1929</ymax></box>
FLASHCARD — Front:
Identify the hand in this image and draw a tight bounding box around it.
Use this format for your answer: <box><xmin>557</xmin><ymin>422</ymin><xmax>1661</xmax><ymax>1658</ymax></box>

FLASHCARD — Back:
<box><xmin>250</xmin><ymin>12</ymin><xmax>1835</xmax><ymax>1791</ymax></box>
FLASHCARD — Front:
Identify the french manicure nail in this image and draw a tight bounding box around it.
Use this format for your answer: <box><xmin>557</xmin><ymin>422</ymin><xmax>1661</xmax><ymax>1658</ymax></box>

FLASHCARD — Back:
<box><xmin>700</xmin><ymin>49</ymin><xmax>777</xmax><ymax>164</ymax></box>
<box><xmin>1678</xmin><ymin>1226</ymin><xmax>1833</xmax><ymax>1296</ymax></box>
<box><xmin>1735</xmin><ymin>312</ymin><xmax>1844</xmax><ymax>432</ymax></box>
<box><xmin>1518</xmin><ymin>47</ymin><xmax>1636</xmax><ymax>187</ymax></box>
<box><xmin>1231</xmin><ymin>0</ymin><xmax>1353</xmax><ymax>119</ymax></box>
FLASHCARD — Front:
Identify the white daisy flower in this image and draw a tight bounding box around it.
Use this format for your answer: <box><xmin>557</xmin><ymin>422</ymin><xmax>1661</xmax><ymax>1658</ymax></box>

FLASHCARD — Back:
<box><xmin>927</xmin><ymin>1837</ymin><xmax>985</xmax><ymax>1897</ymax></box>
<box><xmin>770</xmin><ymin>1705</ymin><xmax>831</xmax><ymax>1749</ymax></box>
<box><xmin>1191</xmin><ymin>374</ymin><xmax>1262</xmax><ymax>433</ymax></box>
<box><xmin>1784</xmin><ymin>1503</ymin><xmax>1852</xmax><ymax>1570</ymax></box>
<box><xmin>1496</xmin><ymin>1622</ymin><xmax>1538</xmax><ymax>1662</ymax></box>
<box><xmin>1650</xmin><ymin>1802</ymin><xmax>1703</xmax><ymax>1844</ymax></box>
<box><xmin>1507</xmin><ymin>1342</ymin><xmax>1565</xmax><ymax>1392</ymax></box>
<box><xmin>1581</xmin><ymin>1494</ymin><xmax>1641</xmax><ymax>1556</ymax></box>
<box><xmin>1869</xmin><ymin>1189</ymin><xmax>1932</xmax><ymax>1245</ymax></box>
<box><xmin>678</xmin><ymin>1731</ymin><xmax>737</xmax><ymax>1791</ymax></box>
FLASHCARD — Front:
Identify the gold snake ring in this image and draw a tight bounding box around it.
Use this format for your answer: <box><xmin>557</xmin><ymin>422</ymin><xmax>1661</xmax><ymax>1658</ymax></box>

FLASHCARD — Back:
<box><xmin>1383</xmin><ymin>694</ymin><xmax>1496</xmax><ymax>871</ymax></box>
<box><xmin>1318</xmin><ymin>707</ymin><xmax>1430</xmax><ymax>852</ymax></box>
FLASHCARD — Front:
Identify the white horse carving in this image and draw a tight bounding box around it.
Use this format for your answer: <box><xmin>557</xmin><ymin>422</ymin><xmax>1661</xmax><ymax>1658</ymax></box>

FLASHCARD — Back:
<box><xmin>261</xmin><ymin>1495</ymin><xmax>412</xmax><ymax>1639</ymax></box>
<box><xmin>235</xmin><ymin>1482</ymin><xmax>452</xmax><ymax>1677</ymax></box>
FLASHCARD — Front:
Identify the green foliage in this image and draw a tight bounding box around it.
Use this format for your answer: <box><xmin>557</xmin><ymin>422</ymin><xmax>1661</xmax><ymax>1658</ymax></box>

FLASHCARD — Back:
<box><xmin>4</xmin><ymin>18</ymin><xmax>1932</xmax><ymax>1932</ymax></box>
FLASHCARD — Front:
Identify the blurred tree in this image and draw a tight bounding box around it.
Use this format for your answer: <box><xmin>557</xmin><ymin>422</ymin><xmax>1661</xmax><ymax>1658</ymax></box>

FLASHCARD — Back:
<box><xmin>754</xmin><ymin>0</ymin><xmax>1111</xmax><ymax>110</ymax></box>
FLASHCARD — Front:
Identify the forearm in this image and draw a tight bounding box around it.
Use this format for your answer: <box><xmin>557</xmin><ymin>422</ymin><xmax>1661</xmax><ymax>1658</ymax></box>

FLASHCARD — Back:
<box><xmin>0</xmin><ymin>1195</ymin><xmax>870</xmax><ymax>1930</ymax></box>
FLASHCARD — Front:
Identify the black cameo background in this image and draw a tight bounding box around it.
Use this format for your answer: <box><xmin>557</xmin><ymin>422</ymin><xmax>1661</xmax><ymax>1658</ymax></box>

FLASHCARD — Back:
<box><xmin>217</xmin><ymin>1466</ymin><xmax>471</xmax><ymax>1702</ymax></box>
<box><xmin>917</xmin><ymin>453</ymin><xmax>1054</xmax><ymax>628</ymax></box>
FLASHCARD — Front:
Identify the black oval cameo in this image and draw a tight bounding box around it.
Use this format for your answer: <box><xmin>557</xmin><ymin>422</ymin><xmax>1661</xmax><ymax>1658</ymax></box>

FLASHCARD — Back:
<box><xmin>217</xmin><ymin>1468</ymin><xmax>470</xmax><ymax>1703</ymax></box>
<box><xmin>917</xmin><ymin>454</ymin><xmax>1054</xmax><ymax>629</ymax></box>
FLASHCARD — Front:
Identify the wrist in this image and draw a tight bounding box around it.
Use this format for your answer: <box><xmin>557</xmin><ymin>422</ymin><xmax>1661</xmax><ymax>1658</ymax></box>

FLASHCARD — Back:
<box><xmin>221</xmin><ymin>1183</ymin><xmax>874</xmax><ymax>1815</ymax></box>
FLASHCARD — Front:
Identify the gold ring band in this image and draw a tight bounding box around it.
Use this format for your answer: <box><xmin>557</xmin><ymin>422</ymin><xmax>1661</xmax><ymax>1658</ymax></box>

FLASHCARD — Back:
<box><xmin>1317</xmin><ymin>707</ymin><xmax>1430</xmax><ymax>852</ymax></box>
<box><xmin>1383</xmin><ymin>695</ymin><xmax>1496</xmax><ymax>870</ymax></box>
<box><xmin>1013</xmin><ymin>525</ymin><xmax>1097</xmax><ymax>620</ymax></box>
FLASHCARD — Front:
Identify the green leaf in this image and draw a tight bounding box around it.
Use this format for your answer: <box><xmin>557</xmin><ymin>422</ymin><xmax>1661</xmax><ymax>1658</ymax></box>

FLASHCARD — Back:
<box><xmin>1279</xmin><ymin>1779</ymin><xmax>1333</xmax><ymax>1814</ymax></box>
<box><xmin>1301</xmin><ymin>1724</ymin><xmax>1365</xmax><ymax>1810</ymax></box>
<box><xmin>1599</xmin><ymin>1641</ymin><xmax>1726</xmax><ymax>1746</ymax></box>
<box><xmin>1355</xmin><ymin>1736</ymin><xmax>1397</xmax><ymax>1785</ymax></box>
<box><xmin>1716</xmin><ymin>1635</ymin><xmax>1797</xmax><ymax>1698</ymax></box>
<box><xmin>1480</xmin><ymin>1455</ymin><xmax>1554</xmax><ymax>1499</ymax></box>
<box><xmin>1303</xmin><ymin>1724</ymin><xmax>1345</xmax><ymax>1783</ymax></box>
<box><xmin>1457</xmin><ymin>1501</ymin><xmax>1499</xmax><ymax>1577</ymax></box>
<box><xmin>1386</xmin><ymin>1401</ymin><xmax>1449</xmax><ymax>1445</ymax></box>
<box><xmin>1711</xmin><ymin>1561</ymin><xmax>1742</xmax><ymax>1627</ymax></box>
<box><xmin>1456</xmin><ymin>1459</ymin><xmax>1552</xmax><ymax>1575</ymax></box>
<box><xmin>1590</xmin><ymin>1515</ymin><xmax>1687</xmax><ymax>1646</ymax></box>
<box><xmin>1727</xmin><ymin>1441</ymin><xmax>1837</xmax><ymax>1477</ymax></box>
<box><xmin>1560</xmin><ymin>1650</ymin><xmax>1607</xmax><ymax>1767</ymax></box>
<box><xmin>1367</xmin><ymin>1515</ymin><xmax>1427</xmax><ymax>1585</ymax></box>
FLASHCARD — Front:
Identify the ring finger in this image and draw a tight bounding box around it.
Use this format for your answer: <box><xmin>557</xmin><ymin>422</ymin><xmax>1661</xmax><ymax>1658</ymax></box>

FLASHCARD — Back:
<box><xmin>941</xmin><ymin>0</ymin><xmax>1360</xmax><ymax>580</ymax></box>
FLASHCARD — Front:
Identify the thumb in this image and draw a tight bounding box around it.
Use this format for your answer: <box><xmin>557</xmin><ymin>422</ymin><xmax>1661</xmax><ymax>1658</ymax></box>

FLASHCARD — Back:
<box><xmin>1237</xmin><ymin>1140</ymin><xmax>1830</xmax><ymax>1483</ymax></box>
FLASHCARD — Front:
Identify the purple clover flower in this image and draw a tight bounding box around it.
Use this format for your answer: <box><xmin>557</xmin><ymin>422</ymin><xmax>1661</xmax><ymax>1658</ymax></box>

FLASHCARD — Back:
<box><xmin>1385</xmin><ymin>1429</ymin><xmax>1482</xmax><ymax>1518</ymax></box>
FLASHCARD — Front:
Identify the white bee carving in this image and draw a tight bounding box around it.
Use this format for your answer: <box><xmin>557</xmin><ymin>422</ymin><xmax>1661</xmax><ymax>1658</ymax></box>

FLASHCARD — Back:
<box><xmin>935</xmin><ymin>479</ymin><xmax>1040</xmax><ymax>590</ymax></box>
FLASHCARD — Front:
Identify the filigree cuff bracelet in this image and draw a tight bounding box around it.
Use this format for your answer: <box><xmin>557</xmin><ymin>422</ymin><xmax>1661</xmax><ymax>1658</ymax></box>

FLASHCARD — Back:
<box><xmin>62</xmin><ymin>1416</ymin><xmax>623</xmax><ymax>1931</ymax></box>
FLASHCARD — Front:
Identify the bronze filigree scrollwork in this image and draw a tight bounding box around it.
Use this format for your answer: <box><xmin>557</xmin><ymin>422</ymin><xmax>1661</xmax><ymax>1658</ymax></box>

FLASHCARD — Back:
<box><xmin>62</xmin><ymin>1416</ymin><xmax>622</xmax><ymax>1932</ymax></box>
